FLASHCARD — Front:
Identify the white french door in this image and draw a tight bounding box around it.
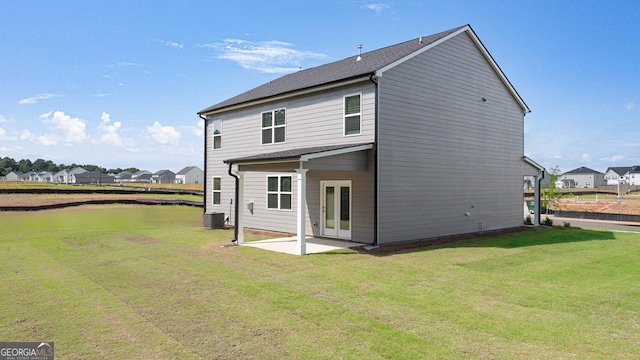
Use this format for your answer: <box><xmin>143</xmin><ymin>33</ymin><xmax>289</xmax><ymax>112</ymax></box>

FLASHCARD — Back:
<box><xmin>321</xmin><ymin>181</ymin><xmax>351</xmax><ymax>239</ymax></box>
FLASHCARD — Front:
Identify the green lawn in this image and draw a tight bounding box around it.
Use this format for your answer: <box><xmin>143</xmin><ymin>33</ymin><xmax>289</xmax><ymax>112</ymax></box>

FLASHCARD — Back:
<box><xmin>2</xmin><ymin>205</ymin><xmax>640</xmax><ymax>359</ymax></box>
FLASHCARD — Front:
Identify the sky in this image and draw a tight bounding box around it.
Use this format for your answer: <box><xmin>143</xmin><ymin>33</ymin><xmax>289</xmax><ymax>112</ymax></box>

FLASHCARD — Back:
<box><xmin>1</xmin><ymin>1</ymin><xmax>638</xmax><ymax>174</ymax></box>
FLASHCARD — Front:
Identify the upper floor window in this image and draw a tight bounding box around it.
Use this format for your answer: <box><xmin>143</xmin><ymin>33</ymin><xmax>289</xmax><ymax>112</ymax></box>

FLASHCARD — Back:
<box><xmin>212</xmin><ymin>120</ymin><xmax>222</xmax><ymax>150</ymax></box>
<box><xmin>267</xmin><ymin>175</ymin><xmax>292</xmax><ymax>210</ymax></box>
<box><xmin>262</xmin><ymin>109</ymin><xmax>286</xmax><ymax>144</ymax></box>
<box><xmin>344</xmin><ymin>94</ymin><xmax>361</xmax><ymax>136</ymax></box>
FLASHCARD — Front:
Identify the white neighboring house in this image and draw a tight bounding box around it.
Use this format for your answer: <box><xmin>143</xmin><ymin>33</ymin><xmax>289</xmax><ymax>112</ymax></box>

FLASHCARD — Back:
<box><xmin>629</xmin><ymin>166</ymin><xmax>640</xmax><ymax>186</ymax></box>
<box><xmin>33</xmin><ymin>172</ymin><xmax>53</xmax><ymax>182</ymax></box>
<box><xmin>560</xmin><ymin>167</ymin><xmax>605</xmax><ymax>188</ymax></box>
<box><xmin>604</xmin><ymin>166</ymin><xmax>632</xmax><ymax>185</ymax></box>
<box><xmin>175</xmin><ymin>166</ymin><xmax>203</xmax><ymax>184</ymax></box>
<box><xmin>54</xmin><ymin>167</ymin><xmax>88</xmax><ymax>184</ymax></box>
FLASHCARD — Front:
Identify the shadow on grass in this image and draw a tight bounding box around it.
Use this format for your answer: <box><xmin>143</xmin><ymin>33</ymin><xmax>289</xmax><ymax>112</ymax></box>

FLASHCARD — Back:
<box><xmin>356</xmin><ymin>226</ymin><xmax>617</xmax><ymax>257</ymax></box>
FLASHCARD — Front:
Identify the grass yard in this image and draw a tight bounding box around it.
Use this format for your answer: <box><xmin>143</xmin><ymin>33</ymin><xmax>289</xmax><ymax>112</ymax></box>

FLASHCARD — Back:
<box><xmin>2</xmin><ymin>205</ymin><xmax>640</xmax><ymax>359</ymax></box>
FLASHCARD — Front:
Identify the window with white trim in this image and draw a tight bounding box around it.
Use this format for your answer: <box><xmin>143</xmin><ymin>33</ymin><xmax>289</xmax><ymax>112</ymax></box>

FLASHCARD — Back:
<box><xmin>266</xmin><ymin>175</ymin><xmax>292</xmax><ymax>210</ymax></box>
<box><xmin>212</xmin><ymin>120</ymin><xmax>222</xmax><ymax>150</ymax></box>
<box><xmin>261</xmin><ymin>109</ymin><xmax>286</xmax><ymax>144</ymax></box>
<box><xmin>212</xmin><ymin>176</ymin><xmax>221</xmax><ymax>205</ymax></box>
<box><xmin>344</xmin><ymin>94</ymin><xmax>361</xmax><ymax>136</ymax></box>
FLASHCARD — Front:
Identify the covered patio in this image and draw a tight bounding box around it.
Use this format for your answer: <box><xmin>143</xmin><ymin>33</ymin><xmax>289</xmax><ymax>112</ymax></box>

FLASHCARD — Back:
<box><xmin>225</xmin><ymin>142</ymin><xmax>375</xmax><ymax>255</ymax></box>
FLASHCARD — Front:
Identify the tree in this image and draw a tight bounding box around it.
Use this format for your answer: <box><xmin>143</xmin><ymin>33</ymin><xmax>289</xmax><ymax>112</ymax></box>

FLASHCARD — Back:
<box><xmin>0</xmin><ymin>157</ymin><xmax>17</xmax><ymax>176</ymax></box>
<box><xmin>542</xmin><ymin>166</ymin><xmax>562</xmax><ymax>214</ymax></box>
<box><xmin>18</xmin><ymin>159</ymin><xmax>32</xmax><ymax>173</ymax></box>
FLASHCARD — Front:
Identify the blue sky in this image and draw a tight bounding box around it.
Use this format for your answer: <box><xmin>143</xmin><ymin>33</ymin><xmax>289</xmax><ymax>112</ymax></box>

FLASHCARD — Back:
<box><xmin>1</xmin><ymin>1</ymin><xmax>638</xmax><ymax>173</ymax></box>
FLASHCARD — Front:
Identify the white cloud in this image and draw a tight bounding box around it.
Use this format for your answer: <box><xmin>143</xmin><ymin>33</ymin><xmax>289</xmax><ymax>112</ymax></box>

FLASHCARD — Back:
<box><xmin>117</xmin><ymin>62</ymin><xmax>142</xmax><ymax>67</ymax></box>
<box><xmin>20</xmin><ymin>129</ymin><xmax>34</xmax><ymax>141</ymax></box>
<box><xmin>18</xmin><ymin>93</ymin><xmax>60</xmax><ymax>105</ymax></box>
<box><xmin>91</xmin><ymin>93</ymin><xmax>110</xmax><ymax>98</ymax></box>
<box><xmin>0</xmin><ymin>127</ymin><xmax>6</xmax><ymax>140</ymax></box>
<box><xmin>201</xmin><ymin>39</ymin><xmax>326</xmax><ymax>73</ymax></box>
<box><xmin>581</xmin><ymin>153</ymin><xmax>590</xmax><ymax>161</ymax></box>
<box><xmin>98</xmin><ymin>112</ymin><xmax>124</xmax><ymax>146</ymax></box>
<box><xmin>40</xmin><ymin>110</ymin><xmax>87</xmax><ymax>143</ymax></box>
<box><xmin>148</xmin><ymin>121</ymin><xmax>180</xmax><ymax>146</ymax></box>
<box><xmin>156</xmin><ymin>39</ymin><xmax>183</xmax><ymax>49</ymax></box>
<box><xmin>625</xmin><ymin>102</ymin><xmax>636</xmax><ymax>110</ymax></box>
<box><xmin>363</xmin><ymin>3</ymin><xmax>390</xmax><ymax>13</ymax></box>
<box><xmin>36</xmin><ymin>133</ymin><xmax>59</xmax><ymax>146</ymax></box>
<box><xmin>0</xmin><ymin>115</ymin><xmax>14</xmax><ymax>123</ymax></box>
<box><xmin>599</xmin><ymin>155</ymin><xmax>625</xmax><ymax>162</ymax></box>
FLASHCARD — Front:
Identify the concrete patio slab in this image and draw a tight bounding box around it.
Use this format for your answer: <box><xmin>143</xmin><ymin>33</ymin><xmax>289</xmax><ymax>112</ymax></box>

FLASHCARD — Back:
<box><xmin>241</xmin><ymin>236</ymin><xmax>366</xmax><ymax>255</ymax></box>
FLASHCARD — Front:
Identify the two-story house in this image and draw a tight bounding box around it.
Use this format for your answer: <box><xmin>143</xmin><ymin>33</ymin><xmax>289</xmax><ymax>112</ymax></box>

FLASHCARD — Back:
<box><xmin>151</xmin><ymin>169</ymin><xmax>176</xmax><ymax>184</ymax></box>
<box><xmin>561</xmin><ymin>167</ymin><xmax>605</xmax><ymax>188</ymax></box>
<box><xmin>199</xmin><ymin>24</ymin><xmax>543</xmax><ymax>254</ymax></box>
<box><xmin>604</xmin><ymin>166</ymin><xmax>632</xmax><ymax>185</ymax></box>
<box><xmin>175</xmin><ymin>166</ymin><xmax>204</xmax><ymax>184</ymax></box>
<box><xmin>629</xmin><ymin>166</ymin><xmax>640</xmax><ymax>186</ymax></box>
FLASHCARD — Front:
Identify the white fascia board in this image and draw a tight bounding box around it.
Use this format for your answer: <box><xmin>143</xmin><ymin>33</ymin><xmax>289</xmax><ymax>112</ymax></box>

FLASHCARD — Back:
<box><xmin>300</xmin><ymin>143</ymin><xmax>373</xmax><ymax>161</ymax></box>
<box><xmin>523</xmin><ymin>156</ymin><xmax>545</xmax><ymax>171</ymax></box>
<box><xmin>376</xmin><ymin>25</ymin><xmax>530</xmax><ymax>115</ymax></box>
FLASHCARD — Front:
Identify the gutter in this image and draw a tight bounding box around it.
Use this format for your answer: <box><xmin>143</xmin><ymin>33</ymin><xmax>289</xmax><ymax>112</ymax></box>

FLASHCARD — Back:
<box><xmin>369</xmin><ymin>73</ymin><xmax>379</xmax><ymax>247</ymax></box>
<box><xmin>199</xmin><ymin>115</ymin><xmax>208</xmax><ymax>216</ymax></box>
<box><xmin>227</xmin><ymin>162</ymin><xmax>240</xmax><ymax>244</ymax></box>
<box><xmin>523</xmin><ymin>156</ymin><xmax>545</xmax><ymax>226</ymax></box>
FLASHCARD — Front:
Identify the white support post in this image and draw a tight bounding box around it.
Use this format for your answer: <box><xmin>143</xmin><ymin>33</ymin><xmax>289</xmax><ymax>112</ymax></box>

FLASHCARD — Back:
<box><xmin>533</xmin><ymin>172</ymin><xmax>541</xmax><ymax>226</ymax></box>
<box><xmin>295</xmin><ymin>168</ymin><xmax>309</xmax><ymax>255</ymax></box>
<box><xmin>236</xmin><ymin>171</ymin><xmax>245</xmax><ymax>244</ymax></box>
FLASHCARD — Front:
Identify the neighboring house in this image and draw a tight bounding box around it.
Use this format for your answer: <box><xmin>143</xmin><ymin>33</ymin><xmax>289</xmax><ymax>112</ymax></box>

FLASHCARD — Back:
<box><xmin>132</xmin><ymin>170</ymin><xmax>152</xmax><ymax>183</ymax></box>
<box><xmin>55</xmin><ymin>167</ymin><xmax>88</xmax><ymax>184</ymax></box>
<box><xmin>604</xmin><ymin>166</ymin><xmax>632</xmax><ymax>185</ymax></box>
<box><xmin>198</xmin><ymin>24</ymin><xmax>543</xmax><ymax>254</ymax></box>
<box><xmin>629</xmin><ymin>166</ymin><xmax>640</xmax><ymax>186</ymax></box>
<box><xmin>151</xmin><ymin>169</ymin><xmax>176</xmax><ymax>184</ymax></box>
<box><xmin>561</xmin><ymin>167</ymin><xmax>605</xmax><ymax>188</ymax></box>
<box><xmin>33</xmin><ymin>171</ymin><xmax>53</xmax><ymax>182</ymax></box>
<box><xmin>524</xmin><ymin>170</ymin><xmax>551</xmax><ymax>190</ymax></box>
<box><xmin>23</xmin><ymin>171</ymin><xmax>37</xmax><ymax>181</ymax></box>
<box><xmin>74</xmin><ymin>171</ymin><xmax>114</xmax><ymax>184</ymax></box>
<box><xmin>5</xmin><ymin>171</ymin><xmax>23</xmax><ymax>181</ymax></box>
<box><xmin>175</xmin><ymin>166</ymin><xmax>204</xmax><ymax>184</ymax></box>
<box><xmin>115</xmin><ymin>171</ymin><xmax>133</xmax><ymax>183</ymax></box>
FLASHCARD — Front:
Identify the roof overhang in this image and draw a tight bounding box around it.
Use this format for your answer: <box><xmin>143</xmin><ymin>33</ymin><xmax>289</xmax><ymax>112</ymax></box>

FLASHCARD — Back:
<box><xmin>523</xmin><ymin>156</ymin><xmax>545</xmax><ymax>171</ymax></box>
<box><xmin>224</xmin><ymin>143</ymin><xmax>374</xmax><ymax>166</ymax></box>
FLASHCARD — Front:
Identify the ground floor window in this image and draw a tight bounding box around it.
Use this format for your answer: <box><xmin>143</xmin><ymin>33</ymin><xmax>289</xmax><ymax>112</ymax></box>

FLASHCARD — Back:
<box><xmin>212</xmin><ymin>176</ymin><xmax>221</xmax><ymax>205</ymax></box>
<box><xmin>267</xmin><ymin>175</ymin><xmax>292</xmax><ymax>210</ymax></box>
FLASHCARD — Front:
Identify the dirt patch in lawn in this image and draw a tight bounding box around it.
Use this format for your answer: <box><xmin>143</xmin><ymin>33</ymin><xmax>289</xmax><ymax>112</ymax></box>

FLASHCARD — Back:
<box><xmin>556</xmin><ymin>200</ymin><xmax>640</xmax><ymax>215</ymax></box>
<box><xmin>119</xmin><ymin>233</ymin><xmax>159</xmax><ymax>244</ymax></box>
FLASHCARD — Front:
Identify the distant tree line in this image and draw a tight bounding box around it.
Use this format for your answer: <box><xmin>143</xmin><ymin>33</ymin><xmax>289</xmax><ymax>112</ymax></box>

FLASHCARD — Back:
<box><xmin>0</xmin><ymin>157</ymin><xmax>139</xmax><ymax>177</ymax></box>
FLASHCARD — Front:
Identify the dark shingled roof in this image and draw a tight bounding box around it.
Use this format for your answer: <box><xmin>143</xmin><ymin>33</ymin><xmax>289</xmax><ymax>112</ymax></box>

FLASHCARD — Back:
<box><xmin>224</xmin><ymin>143</ymin><xmax>373</xmax><ymax>164</ymax></box>
<box><xmin>564</xmin><ymin>166</ymin><xmax>603</xmax><ymax>175</ymax></box>
<box><xmin>199</xmin><ymin>25</ymin><xmax>467</xmax><ymax>115</ymax></box>
<box><xmin>605</xmin><ymin>166</ymin><xmax>633</xmax><ymax>176</ymax></box>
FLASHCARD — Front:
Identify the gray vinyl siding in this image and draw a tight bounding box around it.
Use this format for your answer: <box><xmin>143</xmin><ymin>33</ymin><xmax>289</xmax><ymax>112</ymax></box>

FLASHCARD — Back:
<box><xmin>205</xmin><ymin>81</ymin><xmax>375</xmax><ymax>237</ymax></box>
<box><xmin>377</xmin><ymin>31</ymin><xmax>526</xmax><ymax>244</ymax></box>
